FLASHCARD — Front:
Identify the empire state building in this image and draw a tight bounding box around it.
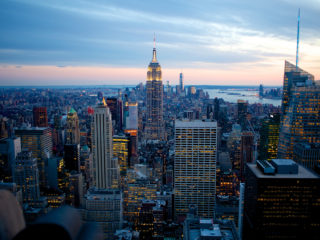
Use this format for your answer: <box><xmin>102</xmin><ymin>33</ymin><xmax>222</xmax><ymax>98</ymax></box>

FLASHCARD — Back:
<box><xmin>145</xmin><ymin>43</ymin><xmax>164</xmax><ymax>141</ymax></box>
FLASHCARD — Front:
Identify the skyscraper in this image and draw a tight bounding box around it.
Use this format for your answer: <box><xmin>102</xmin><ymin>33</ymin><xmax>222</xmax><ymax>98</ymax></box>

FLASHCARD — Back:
<box><xmin>243</xmin><ymin>159</ymin><xmax>320</xmax><ymax>240</ymax></box>
<box><xmin>179</xmin><ymin>72</ymin><xmax>184</xmax><ymax>93</ymax></box>
<box><xmin>145</xmin><ymin>43</ymin><xmax>164</xmax><ymax>141</ymax></box>
<box><xmin>91</xmin><ymin>100</ymin><xmax>119</xmax><ymax>189</ymax></box>
<box><xmin>278</xmin><ymin>61</ymin><xmax>320</xmax><ymax>160</ymax></box>
<box><xmin>240</xmin><ymin>131</ymin><xmax>254</xmax><ymax>182</ymax></box>
<box><xmin>66</xmin><ymin>108</ymin><xmax>80</xmax><ymax>145</ymax></box>
<box><xmin>33</xmin><ymin>107</ymin><xmax>48</xmax><ymax>127</ymax></box>
<box><xmin>258</xmin><ymin>113</ymin><xmax>280</xmax><ymax>160</ymax></box>
<box><xmin>174</xmin><ymin>120</ymin><xmax>217</xmax><ymax>220</ymax></box>
<box><xmin>15</xmin><ymin>127</ymin><xmax>52</xmax><ymax>188</ymax></box>
<box><xmin>14</xmin><ymin>151</ymin><xmax>40</xmax><ymax>205</ymax></box>
<box><xmin>237</xmin><ymin>100</ymin><xmax>248</xmax><ymax>130</ymax></box>
<box><xmin>106</xmin><ymin>97</ymin><xmax>123</xmax><ymax>132</ymax></box>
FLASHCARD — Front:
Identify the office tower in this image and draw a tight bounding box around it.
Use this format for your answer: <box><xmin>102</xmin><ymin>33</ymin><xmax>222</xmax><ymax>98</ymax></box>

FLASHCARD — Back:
<box><xmin>113</xmin><ymin>135</ymin><xmax>129</xmax><ymax>188</ymax></box>
<box><xmin>278</xmin><ymin>61</ymin><xmax>320</xmax><ymax>160</ymax></box>
<box><xmin>33</xmin><ymin>107</ymin><xmax>48</xmax><ymax>127</ymax></box>
<box><xmin>82</xmin><ymin>188</ymin><xmax>122</xmax><ymax>239</ymax></box>
<box><xmin>80</xmin><ymin>145</ymin><xmax>92</xmax><ymax>186</ymax></box>
<box><xmin>0</xmin><ymin>137</ymin><xmax>21</xmax><ymax>182</ymax></box>
<box><xmin>68</xmin><ymin>172</ymin><xmax>83</xmax><ymax>207</ymax></box>
<box><xmin>238</xmin><ymin>182</ymin><xmax>245</xmax><ymax>239</ymax></box>
<box><xmin>179</xmin><ymin>72</ymin><xmax>184</xmax><ymax>93</ymax></box>
<box><xmin>174</xmin><ymin>120</ymin><xmax>217</xmax><ymax>220</ymax></box>
<box><xmin>240</xmin><ymin>131</ymin><xmax>254</xmax><ymax>182</ymax></box>
<box><xmin>15</xmin><ymin>127</ymin><xmax>52</xmax><ymax>188</ymax></box>
<box><xmin>237</xmin><ymin>100</ymin><xmax>248</xmax><ymax>130</ymax></box>
<box><xmin>293</xmin><ymin>143</ymin><xmax>320</xmax><ymax>170</ymax></box>
<box><xmin>124</xmin><ymin>102</ymin><xmax>138</xmax><ymax>130</ymax></box>
<box><xmin>243</xmin><ymin>159</ymin><xmax>320</xmax><ymax>240</ymax></box>
<box><xmin>145</xmin><ymin>44</ymin><xmax>164</xmax><ymax>141</ymax></box>
<box><xmin>14</xmin><ymin>151</ymin><xmax>40</xmax><ymax>205</ymax></box>
<box><xmin>64</xmin><ymin>144</ymin><xmax>80</xmax><ymax>172</ymax></box>
<box><xmin>66</xmin><ymin>108</ymin><xmax>80</xmax><ymax>145</ymax></box>
<box><xmin>213</xmin><ymin>98</ymin><xmax>220</xmax><ymax>121</ymax></box>
<box><xmin>206</xmin><ymin>103</ymin><xmax>214</xmax><ymax>120</ymax></box>
<box><xmin>258</xmin><ymin>113</ymin><xmax>280</xmax><ymax>160</ymax></box>
<box><xmin>123</xmin><ymin>168</ymin><xmax>157</xmax><ymax>222</ymax></box>
<box><xmin>47</xmin><ymin>157</ymin><xmax>62</xmax><ymax>190</ymax></box>
<box><xmin>91</xmin><ymin>100</ymin><xmax>119</xmax><ymax>189</ymax></box>
<box><xmin>259</xmin><ymin>84</ymin><xmax>264</xmax><ymax>97</ymax></box>
<box><xmin>106</xmin><ymin>97</ymin><xmax>123</xmax><ymax>132</ymax></box>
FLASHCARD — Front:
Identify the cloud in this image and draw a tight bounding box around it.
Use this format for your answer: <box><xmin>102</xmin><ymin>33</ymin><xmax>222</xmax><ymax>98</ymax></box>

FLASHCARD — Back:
<box><xmin>0</xmin><ymin>0</ymin><xmax>319</xmax><ymax>85</ymax></box>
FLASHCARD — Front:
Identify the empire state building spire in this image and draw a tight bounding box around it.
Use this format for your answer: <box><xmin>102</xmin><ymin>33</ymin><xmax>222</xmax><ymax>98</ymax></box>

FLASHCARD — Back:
<box><xmin>152</xmin><ymin>33</ymin><xmax>157</xmax><ymax>63</ymax></box>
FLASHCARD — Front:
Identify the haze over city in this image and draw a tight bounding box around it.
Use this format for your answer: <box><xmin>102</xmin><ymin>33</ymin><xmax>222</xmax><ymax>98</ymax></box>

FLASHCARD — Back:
<box><xmin>0</xmin><ymin>0</ymin><xmax>320</xmax><ymax>86</ymax></box>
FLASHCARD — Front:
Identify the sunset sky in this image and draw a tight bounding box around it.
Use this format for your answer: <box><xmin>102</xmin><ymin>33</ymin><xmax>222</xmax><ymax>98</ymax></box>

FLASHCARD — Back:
<box><xmin>0</xmin><ymin>0</ymin><xmax>319</xmax><ymax>86</ymax></box>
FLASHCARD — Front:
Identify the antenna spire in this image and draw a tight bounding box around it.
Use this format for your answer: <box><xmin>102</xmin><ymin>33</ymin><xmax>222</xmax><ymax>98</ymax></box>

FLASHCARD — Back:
<box><xmin>153</xmin><ymin>33</ymin><xmax>156</xmax><ymax>48</ymax></box>
<box><xmin>296</xmin><ymin>8</ymin><xmax>300</xmax><ymax>69</ymax></box>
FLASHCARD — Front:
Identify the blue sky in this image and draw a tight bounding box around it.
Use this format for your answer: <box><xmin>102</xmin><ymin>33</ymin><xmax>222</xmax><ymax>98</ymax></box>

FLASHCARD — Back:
<box><xmin>0</xmin><ymin>0</ymin><xmax>319</xmax><ymax>85</ymax></box>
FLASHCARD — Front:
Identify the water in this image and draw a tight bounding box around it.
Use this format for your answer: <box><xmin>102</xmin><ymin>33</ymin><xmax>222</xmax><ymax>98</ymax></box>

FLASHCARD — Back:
<box><xmin>204</xmin><ymin>88</ymin><xmax>282</xmax><ymax>106</ymax></box>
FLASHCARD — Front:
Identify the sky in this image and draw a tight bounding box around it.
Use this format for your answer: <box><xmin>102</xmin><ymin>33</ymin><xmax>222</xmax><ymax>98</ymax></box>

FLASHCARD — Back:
<box><xmin>0</xmin><ymin>0</ymin><xmax>320</xmax><ymax>86</ymax></box>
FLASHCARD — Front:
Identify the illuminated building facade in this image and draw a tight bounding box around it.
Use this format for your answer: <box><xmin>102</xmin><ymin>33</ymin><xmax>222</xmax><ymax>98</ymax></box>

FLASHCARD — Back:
<box><xmin>278</xmin><ymin>61</ymin><xmax>320</xmax><ymax>159</ymax></box>
<box><xmin>66</xmin><ymin>108</ymin><xmax>80</xmax><ymax>145</ymax></box>
<box><xmin>123</xmin><ymin>169</ymin><xmax>157</xmax><ymax>223</ymax></box>
<box><xmin>243</xmin><ymin>160</ymin><xmax>320</xmax><ymax>240</ymax></box>
<box><xmin>174</xmin><ymin>120</ymin><xmax>217</xmax><ymax>219</ymax></box>
<box><xmin>145</xmin><ymin>45</ymin><xmax>164</xmax><ymax>141</ymax></box>
<box><xmin>14</xmin><ymin>151</ymin><xmax>40</xmax><ymax>205</ymax></box>
<box><xmin>258</xmin><ymin>113</ymin><xmax>280</xmax><ymax>160</ymax></box>
<box><xmin>113</xmin><ymin>135</ymin><xmax>129</xmax><ymax>189</ymax></box>
<box><xmin>33</xmin><ymin>107</ymin><xmax>48</xmax><ymax>127</ymax></box>
<box><xmin>15</xmin><ymin>127</ymin><xmax>52</xmax><ymax>188</ymax></box>
<box><xmin>91</xmin><ymin>100</ymin><xmax>119</xmax><ymax>189</ymax></box>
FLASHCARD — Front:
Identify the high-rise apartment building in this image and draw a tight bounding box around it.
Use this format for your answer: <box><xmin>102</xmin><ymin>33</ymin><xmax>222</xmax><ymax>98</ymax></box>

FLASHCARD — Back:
<box><xmin>33</xmin><ymin>107</ymin><xmax>48</xmax><ymax>127</ymax></box>
<box><xmin>278</xmin><ymin>61</ymin><xmax>320</xmax><ymax>160</ymax></box>
<box><xmin>15</xmin><ymin>127</ymin><xmax>52</xmax><ymax>188</ymax></box>
<box><xmin>243</xmin><ymin>159</ymin><xmax>320</xmax><ymax>240</ymax></box>
<box><xmin>174</xmin><ymin>120</ymin><xmax>217</xmax><ymax>220</ymax></box>
<box><xmin>66</xmin><ymin>108</ymin><xmax>80</xmax><ymax>145</ymax></box>
<box><xmin>145</xmin><ymin>45</ymin><xmax>164</xmax><ymax>141</ymax></box>
<box><xmin>91</xmin><ymin>100</ymin><xmax>119</xmax><ymax>189</ymax></box>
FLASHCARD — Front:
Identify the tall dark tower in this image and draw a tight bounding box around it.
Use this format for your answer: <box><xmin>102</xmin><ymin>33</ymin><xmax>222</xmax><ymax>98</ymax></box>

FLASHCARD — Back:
<box><xmin>145</xmin><ymin>37</ymin><xmax>164</xmax><ymax>141</ymax></box>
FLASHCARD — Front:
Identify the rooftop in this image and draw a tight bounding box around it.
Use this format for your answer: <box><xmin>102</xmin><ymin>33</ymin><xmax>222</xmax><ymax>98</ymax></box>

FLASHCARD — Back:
<box><xmin>175</xmin><ymin>119</ymin><xmax>217</xmax><ymax>128</ymax></box>
<box><xmin>248</xmin><ymin>162</ymin><xmax>319</xmax><ymax>179</ymax></box>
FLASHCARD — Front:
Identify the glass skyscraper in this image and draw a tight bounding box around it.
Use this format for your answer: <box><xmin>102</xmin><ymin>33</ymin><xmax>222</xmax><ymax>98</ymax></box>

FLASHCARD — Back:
<box><xmin>278</xmin><ymin>61</ymin><xmax>320</xmax><ymax>160</ymax></box>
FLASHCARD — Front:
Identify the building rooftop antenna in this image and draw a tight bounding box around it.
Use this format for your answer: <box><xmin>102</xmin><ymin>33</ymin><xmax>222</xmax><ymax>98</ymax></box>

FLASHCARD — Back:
<box><xmin>296</xmin><ymin>8</ymin><xmax>300</xmax><ymax>70</ymax></box>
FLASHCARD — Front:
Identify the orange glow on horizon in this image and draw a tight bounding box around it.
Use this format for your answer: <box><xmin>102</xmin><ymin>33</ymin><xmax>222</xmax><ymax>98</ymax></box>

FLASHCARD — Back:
<box><xmin>0</xmin><ymin>63</ymin><xmax>319</xmax><ymax>86</ymax></box>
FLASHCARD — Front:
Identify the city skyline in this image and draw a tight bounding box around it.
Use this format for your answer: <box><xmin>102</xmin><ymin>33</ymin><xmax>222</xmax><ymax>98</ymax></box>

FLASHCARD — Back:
<box><xmin>1</xmin><ymin>0</ymin><xmax>320</xmax><ymax>86</ymax></box>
